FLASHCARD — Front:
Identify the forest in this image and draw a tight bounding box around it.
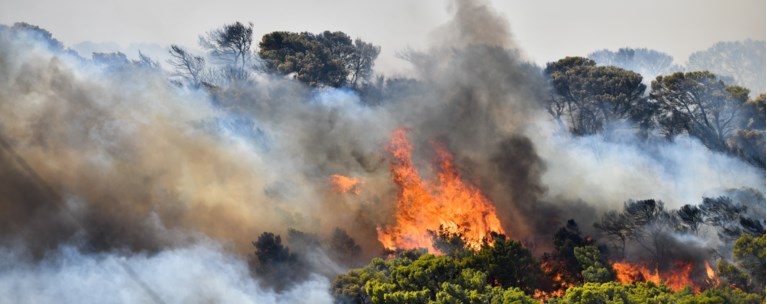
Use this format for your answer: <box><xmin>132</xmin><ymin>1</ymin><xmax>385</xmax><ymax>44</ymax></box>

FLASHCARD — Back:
<box><xmin>0</xmin><ymin>1</ymin><xmax>764</xmax><ymax>303</ymax></box>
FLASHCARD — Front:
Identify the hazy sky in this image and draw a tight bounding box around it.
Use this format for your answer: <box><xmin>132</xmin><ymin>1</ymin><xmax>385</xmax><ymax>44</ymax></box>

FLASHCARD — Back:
<box><xmin>1</xmin><ymin>0</ymin><xmax>764</xmax><ymax>74</ymax></box>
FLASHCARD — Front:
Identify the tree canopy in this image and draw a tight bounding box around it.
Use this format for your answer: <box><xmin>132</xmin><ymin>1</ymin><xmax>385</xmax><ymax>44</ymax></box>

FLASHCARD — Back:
<box><xmin>589</xmin><ymin>48</ymin><xmax>682</xmax><ymax>81</ymax></box>
<box><xmin>687</xmin><ymin>40</ymin><xmax>766</xmax><ymax>96</ymax></box>
<box><xmin>544</xmin><ymin>56</ymin><xmax>649</xmax><ymax>135</ymax></box>
<box><xmin>649</xmin><ymin>71</ymin><xmax>750</xmax><ymax>152</ymax></box>
<box><xmin>258</xmin><ymin>31</ymin><xmax>379</xmax><ymax>88</ymax></box>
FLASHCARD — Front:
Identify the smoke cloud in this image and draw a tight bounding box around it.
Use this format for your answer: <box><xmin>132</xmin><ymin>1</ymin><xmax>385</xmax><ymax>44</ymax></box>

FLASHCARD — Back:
<box><xmin>0</xmin><ymin>243</ymin><xmax>332</xmax><ymax>304</ymax></box>
<box><xmin>0</xmin><ymin>0</ymin><xmax>763</xmax><ymax>301</ymax></box>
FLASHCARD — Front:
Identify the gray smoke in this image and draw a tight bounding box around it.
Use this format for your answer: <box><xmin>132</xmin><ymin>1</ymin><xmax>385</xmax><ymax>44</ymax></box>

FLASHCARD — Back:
<box><xmin>0</xmin><ymin>242</ymin><xmax>332</xmax><ymax>304</ymax></box>
<box><xmin>0</xmin><ymin>0</ymin><xmax>763</xmax><ymax>302</ymax></box>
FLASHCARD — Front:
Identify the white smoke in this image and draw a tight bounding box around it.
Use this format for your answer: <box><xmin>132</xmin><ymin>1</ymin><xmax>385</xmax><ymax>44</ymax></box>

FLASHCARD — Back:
<box><xmin>530</xmin><ymin>118</ymin><xmax>765</xmax><ymax>209</ymax></box>
<box><xmin>0</xmin><ymin>242</ymin><xmax>332</xmax><ymax>304</ymax></box>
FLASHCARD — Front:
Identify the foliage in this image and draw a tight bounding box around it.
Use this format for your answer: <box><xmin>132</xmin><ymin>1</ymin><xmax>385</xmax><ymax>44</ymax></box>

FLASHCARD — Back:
<box><xmin>676</xmin><ymin>204</ymin><xmax>704</xmax><ymax>235</ymax></box>
<box><xmin>541</xmin><ymin>220</ymin><xmax>593</xmax><ymax>288</ymax></box>
<box><xmin>573</xmin><ymin>246</ymin><xmax>613</xmax><ymax>283</ymax></box>
<box><xmin>168</xmin><ymin>45</ymin><xmax>207</xmax><ymax>86</ymax></box>
<box><xmin>250</xmin><ymin>232</ymin><xmax>303</xmax><ymax>290</ymax></box>
<box><xmin>332</xmin><ymin>241</ymin><xmax>539</xmax><ymax>303</ymax></box>
<box><xmin>330</xmin><ymin>228</ymin><xmax>363</xmax><ymax>265</ymax></box>
<box><xmin>649</xmin><ymin>71</ymin><xmax>749</xmax><ymax>152</ymax></box>
<box><xmin>699</xmin><ymin>196</ymin><xmax>749</xmax><ymax>240</ymax></box>
<box><xmin>554</xmin><ymin>281</ymin><xmax>674</xmax><ymax>303</ymax></box>
<box><xmin>430</xmin><ymin>226</ymin><xmax>472</xmax><ymax>259</ymax></box>
<box><xmin>11</xmin><ymin>22</ymin><xmax>67</xmax><ymax>52</ymax></box>
<box><xmin>594</xmin><ymin>199</ymin><xmax>673</xmax><ymax>262</ymax></box>
<box><xmin>553</xmin><ymin>282</ymin><xmax>762</xmax><ymax>304</ymax></box>
<box><xmin>719</xmin><ymin>233</ymin><xmax>766</xmax><ymax>294</ymax></box>
<box><xmin>167</xmin><ymin>22</ymin><xmax>255</xmax><ymax>87</ymax></box>
<box><xmin>258</xmin><ymin>31</ymin><xmax>379</xmax><ymax>88</ymax></box>
<box><xmin>592</xmin><ymin>196</ymin><xmax>765</xmax><ymax>281</ymax></box>
<box><xmin>199</xmin><ymin>21</ymin><xmax>254</xmax><ymax>81</ymax></box>
<box><xmin>544</xmin><ymin>56</ymin><xmax>649</xmax><ymax>135</ymax></box>
<box><xmin>467</xmin><ymin>236</ymin><xmax>543</xmax><ymax>293</ymax></box>
<box><xmin>728</xmin><ymin>93</ymin><xmax>766</xmax><ymax>166</ymax></box>
<box><xmin>348</xmin><ymin>38</ymin><xmax>381</xmax><ymax>89</ymax></box>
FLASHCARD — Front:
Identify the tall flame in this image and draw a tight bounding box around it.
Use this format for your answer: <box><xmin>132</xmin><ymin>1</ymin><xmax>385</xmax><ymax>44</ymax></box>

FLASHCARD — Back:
<box><xmin>377</xmin><ymin>129</ymin><xmax>505</xmax><ymax>253</ymax></box>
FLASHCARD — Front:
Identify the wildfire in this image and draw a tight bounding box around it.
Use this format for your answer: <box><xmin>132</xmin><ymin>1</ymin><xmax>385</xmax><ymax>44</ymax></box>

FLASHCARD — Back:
<box><xmin>612</xmin><ymin>260</ymin><xmax>716</xmax><ymax>292</ymax></box>
<box><xmin>376</xmin><ymin>129</ymin><xmax>506</xmax><ymax>253</ymax></box>
<box><xmin>329</xmin><ymin>174</ymin><xmax>364</xmax><ymax>194</ymax></box>
<box><xmin>705</xmin><ymin>261</ymin><xmax>720</xmax><ymax>286</ymax></box>
<box><xmin>613</xmin><ymin>261</ymin><xmax>658</xmax><ymax>285</ymax></box>
<box><xmin>664</xmin><ymin>261</ymin><xmax>694</xmax><ymax>291</ymax></box>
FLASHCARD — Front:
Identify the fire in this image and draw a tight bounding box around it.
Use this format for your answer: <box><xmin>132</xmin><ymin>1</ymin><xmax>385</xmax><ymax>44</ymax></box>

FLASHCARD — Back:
<box><xmin>377</xmin><ymin>129</ymin><xmax>505</xmax><ymax>253</ymax></box>
<box><xmin>613</xmin><ymin>261</ymin><xmax>659</xmax><ymax>285</ymax></box>
<box><xmin>329</xmin><ymin>174</ymin><xmax>363</xmax><ymax>194</ymax></box>
<box><xmin>613</xmin><ymin>260</ymin><xmax>705</xmax><ymax>292</ymax></box>
<box><xmin>664</xmin><ymin>261</ymin><xmax>694</xmax><ymax>292</ymax></box>
<box><xmin>705</xmin><ymin>261</ymin><xmax>719</xmax><ymax>286</ymax></box>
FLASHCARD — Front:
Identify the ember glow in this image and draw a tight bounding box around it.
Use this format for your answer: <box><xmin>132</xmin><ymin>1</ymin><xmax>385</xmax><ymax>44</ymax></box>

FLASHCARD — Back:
<box><xmin>329</xmin><ymin>174</ymin><xmax>364</xmax><ymax>194</ymax></box>
<box><xmin>376</xmin><ymin>129</ymin><xmax>506</xmax><ymax>253</ymax></box>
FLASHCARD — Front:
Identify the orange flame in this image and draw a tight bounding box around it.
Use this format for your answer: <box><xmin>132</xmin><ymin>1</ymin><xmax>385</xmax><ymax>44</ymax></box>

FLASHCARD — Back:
<box><xmin>665</xmin><ymin>261</ymin><xmax>694</xmax><ymax>292</ymax></box>
<box><xmin>377</xmin><ymin>129</ymin><xmax>505</xmax><ymax>253</ymax></box>
<box><xmin>705</xmin><ymin>261</ymin><xmax>719</xmax><ymax>286</ymax></box>
<box><xmin>329</xmin><ymin>174</ymin><xmax>363</xmax><ymax>194</ymax></box>
<box><xmin>613</xmin><ymin>261</ymin><xmax>660</xmax><ymax>285</ymax></box>
<box><xmin>613</xmin><ymin>260</ymin><xmax>704</xmax><ymax>292</ymax></box>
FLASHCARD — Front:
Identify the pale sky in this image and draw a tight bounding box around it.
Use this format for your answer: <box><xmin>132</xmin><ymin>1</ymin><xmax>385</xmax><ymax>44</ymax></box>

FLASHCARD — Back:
<box><xmin>1</xmin><ymin>0</ymin><xmax>764</xmax><ymax>74</ymax></box>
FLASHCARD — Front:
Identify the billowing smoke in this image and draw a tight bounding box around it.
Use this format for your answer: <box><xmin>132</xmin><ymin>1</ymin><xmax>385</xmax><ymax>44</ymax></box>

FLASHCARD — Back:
<box><xmin>0</xmin><ymin>0</ymin><xmax>763</xmax><ymax>301</ymax></box>
<box><xmin>0</xmin><ymin>242</ymin><xmax>333</xmax><ymax>304</ymax></box>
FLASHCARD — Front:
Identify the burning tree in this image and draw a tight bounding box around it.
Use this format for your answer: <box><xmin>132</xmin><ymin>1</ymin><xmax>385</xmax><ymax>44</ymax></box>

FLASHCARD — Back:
<box><xmin>376</xmin><ymin>129</ymin><xmax>506</xmax><ymax>253</ymax></box>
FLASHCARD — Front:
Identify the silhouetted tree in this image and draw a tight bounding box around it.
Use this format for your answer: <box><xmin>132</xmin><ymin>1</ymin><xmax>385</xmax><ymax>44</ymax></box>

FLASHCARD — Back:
<box><xmin>542</xmin><ymin>220</ymin><xmax>593</xmax><ymax>288</ymax></box>
<box><xmin>468</xmin><ymin>237</ymin><xmax>542</xmax><ymax>293</ymax></box>
<box><xmin>259</xmin><ymin>31</ymin><xmax>379</xmax><ymax>88</ymax></box>
<box><xmin>699</xmin><ymin>196</ymin><xmax>746</xmax><ymax>240</ymax></box>
<box><xmin>168</xmin><ymin>45</ymin><xmax>206</xmax><ymax>86</ymax></box>
<box><xmin>650</xmin><ymin>71</ymin><xmax>749</xmax><ymax>152</ymax></box>
<box><xmin>330</xmin><ymin>228</ymin><xmax>362</xmax><ymax>264</ymax></box>
<box><xmin>589</xmin><ymin>48</ymin><xmax>682</xmax><ymax>81</ymax></box>
<box><xmin>594</xmin><ymin>211</ymin><xmax>632</xmax><ymax>258</ymax></box>
<box><xmin>544</xmin><ymin>57</ymin><xmax>649</xmax><ymax>135</ymax></box>
<box><xmin>687</xmin><ymin>40</ymin><xmax>766</xmax><ymax>96</ymax></box>
<box><xmin>676</xmin><ymin>204</ymin><xmax>704</xmax><ymax>234</ymax></box>
<box><xmin>348</xmin><ymin>38</ymin><xmax>381</xmax><ymax>88</ymax></box>
<box><xmin>728</xmin><ymin>93</ymin><xmax>766</xmax><ymax>166</ymax></box>
<box><xmin>11</xmin><ymin>22</ymin><xmax>65</xmax><ymax>51</ymax></box>
<box><xmin>251</xmin><ymin>232</ymin><xmax>302</xmax><ymax>290</ymax></box>
<box><xmin>199</xmin><ymin>21</ymin><xmax>254</xmax><ymax>81</ymax></box>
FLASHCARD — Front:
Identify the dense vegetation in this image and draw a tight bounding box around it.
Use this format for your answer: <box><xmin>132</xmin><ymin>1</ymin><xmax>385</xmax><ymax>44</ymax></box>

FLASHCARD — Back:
<box><xmin>157</xmin><ymin>22</ymin><xmax>765</xmax><ymax>303</ymax></box>
<box><xmin>9</xmin><ymin>21</ymin><xmax>764</xmax><ymax>303</ymax></box>
<box><xmin>251</xmin><ymin>200</ymin><xmax>765</xmax><ymax>303</ymax></box>
<box><xmin>329</xmin><ymin>232</ymin><xmax>765</xmax><ymax>303</ymax></box>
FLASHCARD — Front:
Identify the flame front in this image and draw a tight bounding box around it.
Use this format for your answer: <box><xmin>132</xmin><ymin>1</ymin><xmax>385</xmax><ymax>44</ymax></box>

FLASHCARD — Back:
<box><xmin>377</xmin><ymin>128</ymin><xmax>506</xmax><ymax>253</ymax></box>
<box><xmin>613</xmin><ymin>260</ymin><xmax>706</xmax><ymax>292</ymax></box>
<box><xmin>613</xmin><ymin>261</ymin><xmax>660</xmax><ymax>285</ymax></box>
